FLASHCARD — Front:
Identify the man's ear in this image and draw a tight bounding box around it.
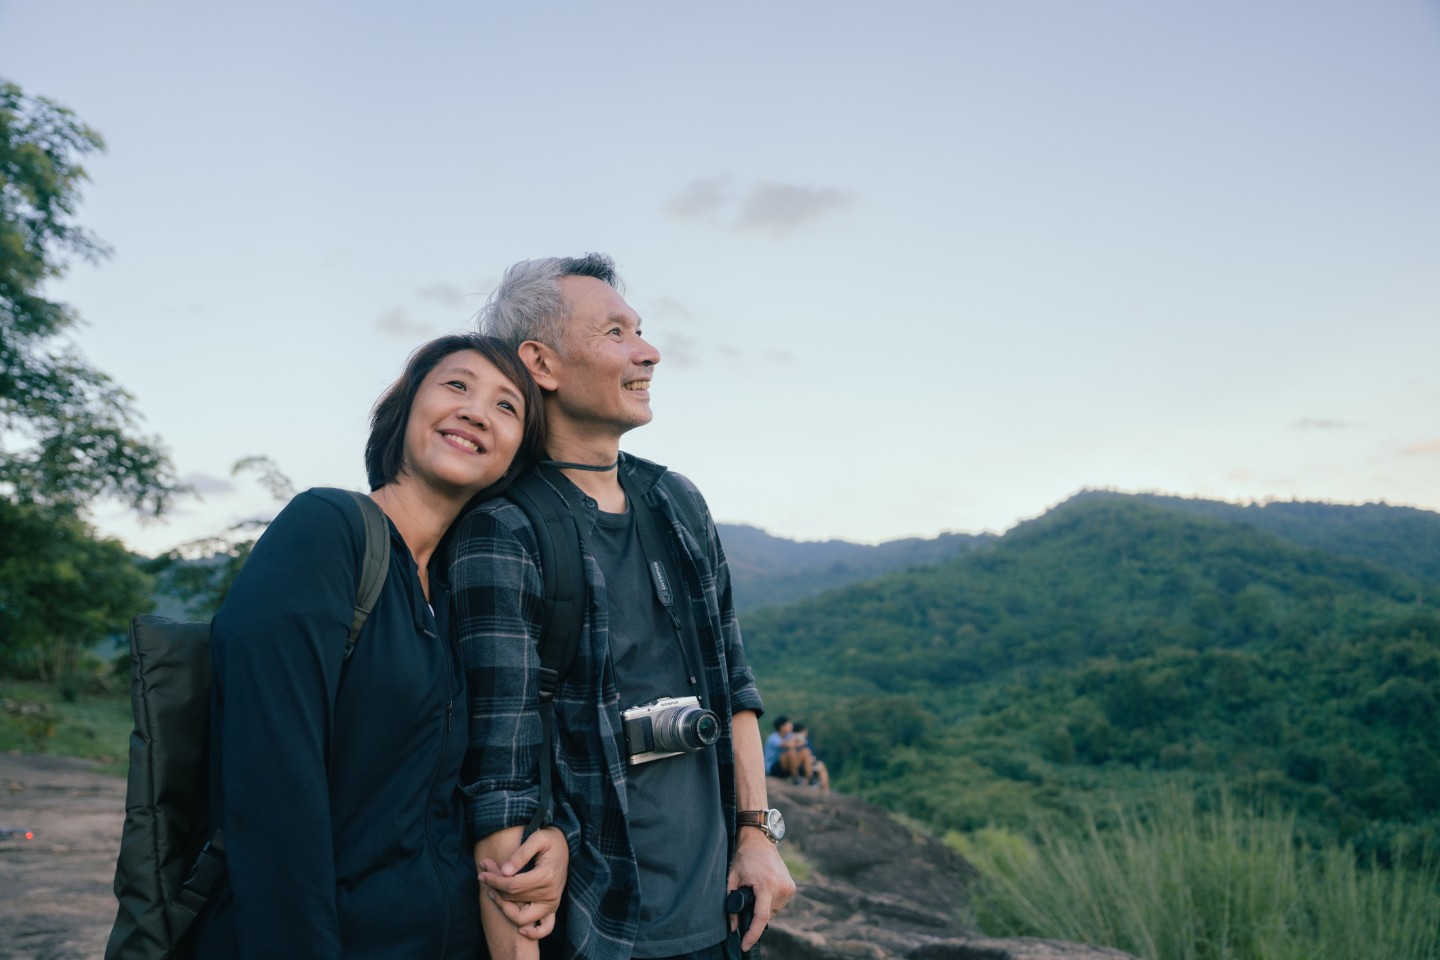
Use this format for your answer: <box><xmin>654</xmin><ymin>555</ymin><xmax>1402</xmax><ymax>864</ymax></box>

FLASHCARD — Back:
<box><xmin>518</xmin><ymin>340</ymin><xmax>560</xmax><ymax>392</ymax></box>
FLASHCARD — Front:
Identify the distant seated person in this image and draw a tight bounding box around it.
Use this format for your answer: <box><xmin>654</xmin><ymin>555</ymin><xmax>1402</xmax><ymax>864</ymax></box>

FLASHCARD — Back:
<box><xmin>765</xmin><ymin>715</ymin><xmax>801</xmax><ymax>779</ymax></box>
<box><xmin>764</xmin><ymin>716</ymin><xmax>830</xmax><ymax>792</ymax></box>
<box><xmin>791</xmin><ymin>722</ymin><xmax>830</xmax><ymax>792</ymax></box>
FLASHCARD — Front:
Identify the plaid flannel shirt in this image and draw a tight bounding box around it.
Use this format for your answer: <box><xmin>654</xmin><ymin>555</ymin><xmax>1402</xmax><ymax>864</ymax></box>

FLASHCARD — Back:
<box><xmin>449</xmin><ymin>453</ymin><xmax>764</xmax><ymax>960</ymax></box>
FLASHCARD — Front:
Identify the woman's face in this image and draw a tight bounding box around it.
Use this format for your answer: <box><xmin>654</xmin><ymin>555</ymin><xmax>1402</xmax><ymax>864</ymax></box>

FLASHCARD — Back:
<box><xmin>401</xmin><ymin>349</ymin><xmax>526</xmax><ymax>498</ymax></box>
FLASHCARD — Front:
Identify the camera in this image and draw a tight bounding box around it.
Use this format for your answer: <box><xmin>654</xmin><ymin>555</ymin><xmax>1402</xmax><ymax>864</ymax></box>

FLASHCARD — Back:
<box><xmin>622</xmin><ymin>695</ymin><xmax>719</xmax><ymax>765</ymax></box>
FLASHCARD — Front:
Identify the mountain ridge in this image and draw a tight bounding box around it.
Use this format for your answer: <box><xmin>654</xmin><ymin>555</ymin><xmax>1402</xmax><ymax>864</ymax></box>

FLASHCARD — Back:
<box><xmin>739</xmin><ymin>493</ymin><xmax>1440</xmax><ymax>859</ymax></box>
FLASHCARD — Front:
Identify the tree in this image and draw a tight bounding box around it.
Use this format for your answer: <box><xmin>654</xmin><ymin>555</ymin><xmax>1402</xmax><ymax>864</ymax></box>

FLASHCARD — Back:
<box><xmin>144</xmin><ymin>456</ymin><xmax>295</xmax><ymax>618</ymax></box>
<box><xmin>1</xmin><ymin>78</ymin><xmax>179</xmax><ymax>514</ymax></box>
<box><xmin>1</xmin><ymin>79</ymin><xmax>181</xmax><ymax>686</ymax></box>
<box><xmin>0</xmin><ymin>497</ymin><xmax>151</xmax><ymax>689</ymax></box>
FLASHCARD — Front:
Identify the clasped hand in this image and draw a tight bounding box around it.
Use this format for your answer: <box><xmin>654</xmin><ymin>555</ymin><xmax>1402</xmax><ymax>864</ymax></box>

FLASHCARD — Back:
<box><xmin>477</xmin><ymin>825</ymin><xmax>569</xmax><ymax>941</ymax></box>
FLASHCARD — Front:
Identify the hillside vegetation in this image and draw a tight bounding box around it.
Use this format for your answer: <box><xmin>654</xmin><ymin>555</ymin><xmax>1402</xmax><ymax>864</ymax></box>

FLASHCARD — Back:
<box><xmin>1117</xmin><ymin>491</ymin><xmax>1440</xmax><ymax>584</ymax></box>
<box><xmin>742</xmin><ymin>494</ymin><xmax>1440</xmax><ymax>861</ymax></box>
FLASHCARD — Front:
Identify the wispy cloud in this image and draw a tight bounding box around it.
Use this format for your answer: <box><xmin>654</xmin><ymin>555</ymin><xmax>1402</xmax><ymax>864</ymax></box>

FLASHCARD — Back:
<box><xmin>735</xmin><ymin>182</ymin><xmax>854</xmax><ymax>236</ymax></box>
<box><xmin>638</xmin><ymin>293</ymin><xmax>795</xmax><ymax>368</ymax></box>
<box><xmin>1289</xmin><ymin>417</ymin><xmax>1358</xmax><ymax>430</ymax></box>
<box><xmin>180</xmin><ymin>472</ymin><xmax>235</xmax><ymax>496</ymax></box>
<box><xmin>665</xmin><ymin>176</ymin><xmax>853</xmax><ymax>236</ymax></box>
<box><xmin>657</xmin><ymin>333</ymin><xmax>700</xmax><ymax>369</ymax></box>
<box><xmin>702</xmin><ymin>342</ymin><xmax>799</xmax><ymax>368</ymax></box>
<box><xmin>648</xmin><ymin>297</ymin><xmax>692</xmax><ymax>321</ymax></box>
<box><xmin>376</xmin><ymin>307</ymin><xmax>437</xmax><ymax>339</ymax></box>
<box><xmin>1400</xmin><ymin>438</ymin><xmax>1440</xmax><ymax>456</ymax></box>
<box><xmin>646</xmin><ymin>299</ymin><xmax>698</xmax><ymax>367</ymax></box>
<box><xmin>666</xmin><ymin>177</ymin><xmax>736</xmax><ymax>220</ymax></box>
<box><xmin>417</xmin><ymin>283</ymin><xmax>468</xmax><ymax>309</ymax></box>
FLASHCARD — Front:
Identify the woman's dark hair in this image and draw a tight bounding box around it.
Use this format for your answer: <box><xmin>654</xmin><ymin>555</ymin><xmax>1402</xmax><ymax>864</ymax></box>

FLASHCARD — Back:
<box><xmin>364</xmin><ymin>333</ymin><xmax>545</xmax><ymax>499</ymax></box>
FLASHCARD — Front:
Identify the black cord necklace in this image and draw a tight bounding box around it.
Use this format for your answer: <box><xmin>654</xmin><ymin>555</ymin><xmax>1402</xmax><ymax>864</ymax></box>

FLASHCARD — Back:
<box><xmin>540</xmin><ymin>458</ymin><xmax>619</xmax><ymax>472</ymax></box>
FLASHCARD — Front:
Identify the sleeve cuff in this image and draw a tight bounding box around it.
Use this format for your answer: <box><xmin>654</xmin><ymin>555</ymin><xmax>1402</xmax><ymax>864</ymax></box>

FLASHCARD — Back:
<box><xmin>730</xmin><ymin>681</ymin><xmax>764</xmax><ymax>718</ymax></box>
<box><xmin>462</xmin><ymin>780</ymin><xmax>541</xmax><ymax>841</ymax></box>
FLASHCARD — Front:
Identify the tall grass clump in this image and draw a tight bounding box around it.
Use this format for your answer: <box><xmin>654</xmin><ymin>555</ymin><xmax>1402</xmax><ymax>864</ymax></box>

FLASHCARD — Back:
<box><xmin>965</xmin><ymin>784</ymin><xmax>1440</xmax><ymax>960</ymax></box>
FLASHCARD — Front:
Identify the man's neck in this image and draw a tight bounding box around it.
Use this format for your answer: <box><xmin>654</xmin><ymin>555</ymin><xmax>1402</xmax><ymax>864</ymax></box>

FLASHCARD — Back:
<box><xmin>544</xmin><ymin>431</ymin><xmax>627</xmax><ymax>512</ymax></box>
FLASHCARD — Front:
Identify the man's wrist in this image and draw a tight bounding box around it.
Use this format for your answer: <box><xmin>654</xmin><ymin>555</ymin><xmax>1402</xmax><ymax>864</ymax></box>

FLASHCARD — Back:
<box><xmin>737</xmin><ymin>826</ymin><xmax>777</xmax><ymax>848</ymax></box>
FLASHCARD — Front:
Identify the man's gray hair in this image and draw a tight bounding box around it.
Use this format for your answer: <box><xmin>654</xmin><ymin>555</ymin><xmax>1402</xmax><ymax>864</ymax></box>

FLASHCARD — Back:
<box><xmin>477</xmin><ymin>253</ymin><xmax>623</xmax><ymax>352</ymax></box>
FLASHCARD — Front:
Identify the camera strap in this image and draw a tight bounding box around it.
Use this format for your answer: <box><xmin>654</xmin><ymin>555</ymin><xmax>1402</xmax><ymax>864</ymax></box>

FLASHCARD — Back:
<box><xmin>618</xmin><ymin>468</ymin><xmax>704</xmax><ymax>703</ymax></box>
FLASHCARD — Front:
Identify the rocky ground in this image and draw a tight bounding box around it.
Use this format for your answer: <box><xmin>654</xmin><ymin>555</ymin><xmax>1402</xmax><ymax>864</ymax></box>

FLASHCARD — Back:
<box><xmin>0</xmin><ymin>752</ymin><xmax>124</xmax><ymax>960</ymax></box>
<box><xmin>0</xmin><ymin>753</ymin><xmax>1142</xmax><ymax>960</ymax></box>
<box><xmin>764</xmin><ymin>778</ymin><xmax>1142</xmax><ymax>960</ymax></box>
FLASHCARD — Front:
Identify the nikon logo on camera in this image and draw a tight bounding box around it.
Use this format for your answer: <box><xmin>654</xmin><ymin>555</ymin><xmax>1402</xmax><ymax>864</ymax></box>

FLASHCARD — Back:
<box><xmin>622</xmin><ymin>695</ymin><xmax>719</xmax><ymax>765</ymax></box>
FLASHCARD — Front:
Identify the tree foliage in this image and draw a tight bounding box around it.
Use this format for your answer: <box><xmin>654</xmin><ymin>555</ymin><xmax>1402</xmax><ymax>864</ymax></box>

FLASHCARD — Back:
<box><xmin>0</xmin><ymin>497</ymin><xmax>151</xmax><ymax>687</ymax></box>
<box><xmin>143</xmin><ymin>456</ymin><xmax>295</xmax><ymax>619</ymax></box>
<box><xmin>1</xmin><ymin>78</ymin><xmax>179</xmax><ymax>515</ymax></box>
<box><xmin>1</xmin><ymin>80</ymin><xmax>182</xmax><ymax>686</ymax></box>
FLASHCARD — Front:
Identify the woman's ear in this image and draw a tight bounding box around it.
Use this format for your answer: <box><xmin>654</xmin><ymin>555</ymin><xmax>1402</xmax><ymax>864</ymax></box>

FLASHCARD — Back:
<box><xmin>518</xmin><ymin>340</ymin><xmax>559</xmax><ymax>392</ymax></box>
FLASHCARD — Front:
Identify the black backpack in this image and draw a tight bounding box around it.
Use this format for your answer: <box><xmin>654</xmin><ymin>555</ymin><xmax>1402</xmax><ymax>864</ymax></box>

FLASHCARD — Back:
<box><xmin>105</xmin><ymin>491</ymin><xmax>389</xmax><ymax>960</ymax></box>
<box><xmin>502</xmin><ymin>465</ymin><xmax>706</xmax><ymax>835</ymax></box>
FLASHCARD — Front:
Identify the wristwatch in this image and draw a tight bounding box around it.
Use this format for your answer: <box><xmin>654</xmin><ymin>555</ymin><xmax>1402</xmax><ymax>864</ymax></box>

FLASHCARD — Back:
<box><xmin>737</xmin><ymin>808</ymin><xmax>786</xmax><ymax>843</ymax></box>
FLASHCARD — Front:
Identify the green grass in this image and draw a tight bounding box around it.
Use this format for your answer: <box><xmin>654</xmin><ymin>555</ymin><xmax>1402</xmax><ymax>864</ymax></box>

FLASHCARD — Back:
<box><xmin>961</xmin><ymin>785</ymin><xmax>1440</xmax><ymax>960</ymax></box>
<box><xmin>780</xmin><ymin>846</ymin><xmax>815</xmax><ymax>883</ymax></box>
<box><xmin>0</xmin><ymin>679</ymin><xmax>131</xmax><ymax>776</ymax></box>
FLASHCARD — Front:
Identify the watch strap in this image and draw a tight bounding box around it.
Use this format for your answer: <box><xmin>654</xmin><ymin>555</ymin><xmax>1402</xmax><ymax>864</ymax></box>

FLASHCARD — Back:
<box><xmin>737</xmin><ymin>808</ymin><xmax>780</xmax><ymax>841</ymax></box>
<box><xmin>736</xmin><ymin>810</ymin><xmax>769</xmax><ymax>830</ymax></box>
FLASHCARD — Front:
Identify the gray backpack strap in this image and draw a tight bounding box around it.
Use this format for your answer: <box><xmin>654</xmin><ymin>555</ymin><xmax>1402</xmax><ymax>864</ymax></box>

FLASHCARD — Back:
<box><xmin>658</xmin><ymin>472</ymin><xmax>707</xmax><ymax>548</ymax></box>
<box><xmin>344</xmin><ymin>490</ymin><xmax>390</xmax><ymax>659</ymax></box>
<box><xmin>504</xmin><ymin>469</ymin><xmax>586</xmax><ymax>837</ymax></box>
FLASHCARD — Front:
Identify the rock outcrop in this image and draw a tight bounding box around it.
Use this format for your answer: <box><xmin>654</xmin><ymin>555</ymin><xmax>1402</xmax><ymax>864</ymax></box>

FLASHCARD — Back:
<box><xmin>0</xmin><ymin>752</ymin><xmax>1142</xmax><ymax>960</ymax></box>
<box><xmin>761</xmin><ymin>779</ymin><xmax>1142</xmax><ymax>960</ymax></box>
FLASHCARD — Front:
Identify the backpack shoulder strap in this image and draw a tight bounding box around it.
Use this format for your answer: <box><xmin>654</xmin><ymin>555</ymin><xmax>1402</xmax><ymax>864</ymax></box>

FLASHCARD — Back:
<box><xmin>504</xmin><ymin>471</ymin><xmax>586</xmax><ymax>690</ymax></box>
<box><xmin>658</xmin><ymin>471</ymin><xmax>708</xmax><ymax>549</ymax></box>
<box><xmin>343</xmin><ymin>490</ymin><xmax>390</xmax><ymax>660</ymax></box>
<box><xmin>503</xmin><ymin>469</ymin><xmax>586</xmax><ymax>836</ymax></box>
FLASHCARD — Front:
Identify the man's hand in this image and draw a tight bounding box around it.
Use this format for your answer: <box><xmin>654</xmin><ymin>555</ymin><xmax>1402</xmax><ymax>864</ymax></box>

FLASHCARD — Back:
<box><xmin>727</xmin><ymin>829</ymin><xmax>796</xmax><ymax>952</ymax></box>
<box><xmin>476</xmin><ymin>826</ymin><xmax>570</xmax><ymax>941</ymax></box>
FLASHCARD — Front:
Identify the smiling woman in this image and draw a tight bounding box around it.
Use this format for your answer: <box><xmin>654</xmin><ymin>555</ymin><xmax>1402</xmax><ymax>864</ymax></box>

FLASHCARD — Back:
<box><xmin>179</xmin><ymin>334</ymin><xmax>566</xmax><ymax>960</ymax></box>
<box><xmin>364</xmin><ymin>335</ymin><xmax>546</xmax><ymax>502</ymax></box>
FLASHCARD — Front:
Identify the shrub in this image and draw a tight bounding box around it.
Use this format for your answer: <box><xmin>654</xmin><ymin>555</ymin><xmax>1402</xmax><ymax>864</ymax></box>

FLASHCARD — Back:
<box><xmin>967</xmin><ymin>784</ymin><xmax>1440</xmax><ymax>960</ymax></box>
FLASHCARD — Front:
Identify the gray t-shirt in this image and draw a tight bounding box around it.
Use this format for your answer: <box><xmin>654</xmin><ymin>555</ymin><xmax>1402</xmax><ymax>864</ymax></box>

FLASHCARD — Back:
<box><xmin>590</xmin><ymin>507</ymin><xmax>728</xmax><ymax>957</ymax></box>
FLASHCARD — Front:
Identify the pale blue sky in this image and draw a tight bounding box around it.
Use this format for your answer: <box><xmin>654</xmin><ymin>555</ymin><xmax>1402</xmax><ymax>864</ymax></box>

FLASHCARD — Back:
<box><xmin>3</xmin><ymin>0</ymin><xmax>1438</xmax><ymax>555</ymax></box>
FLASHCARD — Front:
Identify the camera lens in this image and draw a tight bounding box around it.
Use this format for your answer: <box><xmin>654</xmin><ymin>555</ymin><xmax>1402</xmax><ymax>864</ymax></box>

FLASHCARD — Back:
<box><xmin>652</xmin><ymin>704</ymin><xmax>721</xmax><ymax>754</ymax></box>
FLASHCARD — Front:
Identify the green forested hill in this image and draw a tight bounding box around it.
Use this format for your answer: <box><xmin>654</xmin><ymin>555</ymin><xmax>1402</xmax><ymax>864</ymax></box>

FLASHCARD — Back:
<box><xmin>1111</xmin><ymin>491</ymin><xmax>1440</xmax><ymax>584</ymax></box>
<box><xmin>744</xmin><ymin>495</ymin><xmax>1440</xmax><ymax>858</ymax></box>
<box><xmin>717</xmin><ymin>522</ymin><xmax>993</xmax><ymax>613</ymax></box>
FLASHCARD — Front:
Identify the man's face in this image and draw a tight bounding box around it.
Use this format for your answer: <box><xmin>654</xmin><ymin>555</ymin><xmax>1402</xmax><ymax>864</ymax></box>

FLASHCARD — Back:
<box><xmin>546</xmin><ymin>275</ymin><xmax>661</xmax><ymax>437</ymax></box>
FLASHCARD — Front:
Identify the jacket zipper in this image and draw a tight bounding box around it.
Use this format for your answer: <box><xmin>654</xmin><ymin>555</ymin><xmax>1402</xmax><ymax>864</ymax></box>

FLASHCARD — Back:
<box><xmin>422</xmin><ymin>625</ymin><xmax>453</xmax><ymax>960</ymax></box>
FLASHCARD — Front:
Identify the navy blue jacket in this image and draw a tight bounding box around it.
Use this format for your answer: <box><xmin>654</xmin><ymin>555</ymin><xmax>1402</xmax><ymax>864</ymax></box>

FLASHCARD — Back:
<box><xmin>194</xmin><ymin>488</ymin><xmax>480</xmax><ymax>960</ymax></box>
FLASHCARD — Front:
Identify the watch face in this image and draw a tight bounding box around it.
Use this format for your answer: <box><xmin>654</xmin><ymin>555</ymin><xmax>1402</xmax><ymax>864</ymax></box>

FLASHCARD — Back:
<box><xmin>766</xmin><ymin>808</ymin><xmax>786</xmax><ymax>841</ymax></box>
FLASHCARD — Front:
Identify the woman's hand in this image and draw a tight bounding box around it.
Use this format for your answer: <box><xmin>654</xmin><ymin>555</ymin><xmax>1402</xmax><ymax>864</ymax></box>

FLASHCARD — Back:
<box><xmin>476</xmin><ymin>826</ymin><xmax>569</xmax><ymax>940</ymax></box>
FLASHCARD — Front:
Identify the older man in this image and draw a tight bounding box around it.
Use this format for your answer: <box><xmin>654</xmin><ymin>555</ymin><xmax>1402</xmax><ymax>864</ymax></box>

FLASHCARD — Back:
<box><xmin>450</xmin><ymin>254</ymin><xmax>794</xmax><ymax>960</ymax></box>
